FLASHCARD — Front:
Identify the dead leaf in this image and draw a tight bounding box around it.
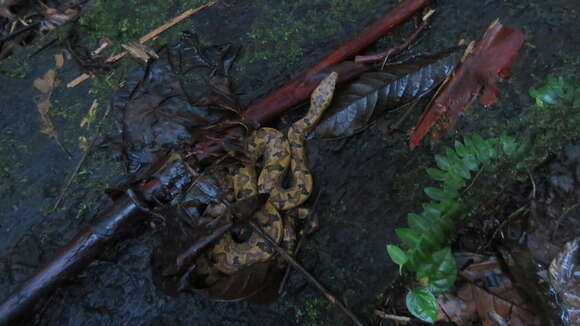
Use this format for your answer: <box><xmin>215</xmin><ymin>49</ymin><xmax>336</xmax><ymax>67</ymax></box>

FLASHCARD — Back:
<box><xmin>195</xmin><ymin>260</ymin><xmax>284</xmax><ymax>303</ymax></box>
<box><xmin>121</xmin><ymin>42</ymin><xmax>159</xmax><ymax>63</ymax></box>
<box><xmin>437</xmin><ymin>253</ymin><xmax>540</xmax><ymax>326</ymax></box>
<box><xmin>113</xmin><ymin>34</ymin><xmax>238</xmax><ymax>175</ymax></box>
<box><xmin>33</xmin><ymin>54</ymin><xmax>68</xmax><ymax>155</ymax></box>
<box><xmin>80</xmin><ymin>99</ymin><xmax>99</xmax><ymax>129</ymax></box>
<box><xmin>315</xmin><ymin>47</ymin><xmax>463</xmax><ymax>139</ymax></box>
<box><xmin>78</xmin><ymin>136</ymin><xmax>89</xmax><ymax>152</ymax></box>
<box><xmin>409</xmin><ymin>20</ymin><xmax>525</xmax><ymax>149</ymax></box>
<box><xmin>33</xmin><ymin>69</ymin><xmax>56</xmax><ymax>94</ymax></box>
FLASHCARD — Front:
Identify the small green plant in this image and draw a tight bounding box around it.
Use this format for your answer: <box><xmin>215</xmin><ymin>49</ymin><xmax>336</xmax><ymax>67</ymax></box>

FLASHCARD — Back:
<box><xmin>387</xmin><ymin>133</ymin><xmax>520</xmax><ymax>323</ymax></box>
<box><xmin>529</xmin><ymin>74</ymin><xmax>580</xmax><ymax>109</ymax></box>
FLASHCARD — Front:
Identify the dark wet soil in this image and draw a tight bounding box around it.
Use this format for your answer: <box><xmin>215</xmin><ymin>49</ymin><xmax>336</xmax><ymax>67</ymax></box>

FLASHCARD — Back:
<box><xmin>1</xmin><ymin>0</ymin><xmax>579</xmax><ymax>325</ymax></box>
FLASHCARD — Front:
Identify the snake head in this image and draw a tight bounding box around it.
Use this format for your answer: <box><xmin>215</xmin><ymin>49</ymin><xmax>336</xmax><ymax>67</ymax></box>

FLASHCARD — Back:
<box><xmin>310</xmin><ymin>71</ymin><xmax>338</xmax><ymax>111</ymax></box>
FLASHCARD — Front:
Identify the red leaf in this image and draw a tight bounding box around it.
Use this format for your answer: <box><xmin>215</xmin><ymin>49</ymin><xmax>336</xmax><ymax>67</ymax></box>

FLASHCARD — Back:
<box><xmin>409</xmin><ymin>20</ymin><xmax>525</xmax><ymax>149</ymax></box>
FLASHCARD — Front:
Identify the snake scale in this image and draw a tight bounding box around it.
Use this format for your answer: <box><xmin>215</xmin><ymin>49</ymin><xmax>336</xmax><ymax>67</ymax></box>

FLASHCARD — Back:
<box><xmin>210</xmin><ymin>72</ymin><xmax>338</xmax><ymax>275</ymax></box>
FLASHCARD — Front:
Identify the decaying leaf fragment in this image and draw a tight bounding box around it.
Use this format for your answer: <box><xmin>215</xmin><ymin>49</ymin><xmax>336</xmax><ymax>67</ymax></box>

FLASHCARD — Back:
<box><xmin>34</xmin><ymin>54</ymin><xmax>68</xmax><ymax>154</ymax></box>
<box><xmin>409</xmin><ymin>20</ymin><xmax>525</xmax><ymax>149</ymax></box>
<box><xmin>40</xmin><ymin>8</ymin><xmax>78</xmax><ymax>30</ymax></box>
<box><xmin>112</xmin><ymin>33</ymin><xmax>239</xmax><ymax>175</ymax></box>
<box><xmin>121</xmin><ymin>42</ymin><xmax>159</xmax><ymax>63</ymax></box>
<box><xmin>436</xmin><ymin>253</ymin><xmax>540</xmax><ymax>326</ymax></box>
<box><xmin>315</xmin><ymin>47</ymin><xmax>463</xmax><ymax>139</ymax></box>
<box><xmin>549</xmin><ymin>238</ymin><xmax>580</xmax><ymax>325</ymax></box>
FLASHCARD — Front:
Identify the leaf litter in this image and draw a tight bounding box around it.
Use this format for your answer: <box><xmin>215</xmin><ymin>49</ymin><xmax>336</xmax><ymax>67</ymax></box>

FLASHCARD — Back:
<box><xmin>33</xmin><ymin>53</ymin><xmax>70</xmax><ymax>157</ymax></box>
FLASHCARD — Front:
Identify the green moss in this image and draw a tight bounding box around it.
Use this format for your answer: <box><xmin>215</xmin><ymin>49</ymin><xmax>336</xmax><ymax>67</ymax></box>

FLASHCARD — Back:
<box><xmin>0</xmin><ymin>139</ymin><xmax>24</xmax><ymax>196</ymax></box>
<box><xmin>237</xmin><ymin>0</ymin><xmax>383</xmax><ymax>70</ymax></box>
<box><xmin>79</xmin><ymin>0</ymin><xmax>208</xmax><ymax>52</ymax></box>
<box><xmin>0</xmin><ymin>58</ymin><xmax>30</xmax><ymax>79</ymax></box>
<box><xmin>295</xmin><ymin>298</ymin><xmax>332</xmax><ymax>326</ymax></box>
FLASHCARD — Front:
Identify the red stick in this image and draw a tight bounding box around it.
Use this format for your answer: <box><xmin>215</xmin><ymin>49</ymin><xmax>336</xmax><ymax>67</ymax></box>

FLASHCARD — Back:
<box><xmin>243</xmin><ymin>0</ymin><xmax>432</xmax><ymax>123</ymax></box>
<box><xmin>194</xmin><ymin>0</ymin><xmax>432</xmax><ymax>161</ymax></box>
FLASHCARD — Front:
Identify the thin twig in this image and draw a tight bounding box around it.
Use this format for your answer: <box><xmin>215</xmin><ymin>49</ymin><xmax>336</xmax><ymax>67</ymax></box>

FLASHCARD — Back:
<box><xmin>374</xmin><ymin>309</ymin><xmax>411</xmax><ymax>323</ymax></box>
<box><xmin>0</xmin><ymin>22</ymin><xmax>40</xmax><ymax>44</ymax></box>
<box><xmin>462</xmin><ymin>167</ymin><xmax>484</xmax><ymax>195</ymax></box>
<box><xmin>66</xmin><ymin>1</ymin><xmax>218</xmax><ymax>88</ymax></box>
<box><xmin>53</xmin><ymin>137</ymin><xmax>98</xmax><ymax>210</ymax></box>
<box><xmin>248</xmin><ymin>221</ymin><xmax>366</xmax><ymax>326</ymax></box>
<box><xmin>354</xmin><ymin>9</ymin><xmax>433</xmax><ymax>65</ymax></box>
<box><xmin>482</xmin><ymin>205</ymin><xmax>527</xmax><ymax>249</ymax></box>
<box><xmin>388</xmin><ymin>98</ymin><xmax>421</xmax><ymax>132</ymax></box>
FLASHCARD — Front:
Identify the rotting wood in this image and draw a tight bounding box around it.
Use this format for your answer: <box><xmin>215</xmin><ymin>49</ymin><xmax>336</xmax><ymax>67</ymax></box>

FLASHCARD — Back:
<box><xmin>66</xmin><ymin>1</ymin><xmax>217</xmax><ymax>88</ymax></box>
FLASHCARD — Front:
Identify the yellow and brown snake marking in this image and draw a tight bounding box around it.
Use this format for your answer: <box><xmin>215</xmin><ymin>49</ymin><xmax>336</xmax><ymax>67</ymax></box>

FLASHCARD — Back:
<box><xmin>210</xmin><ymin>72</ymin><xmax>338</xmax><ymax>275</ymax></box>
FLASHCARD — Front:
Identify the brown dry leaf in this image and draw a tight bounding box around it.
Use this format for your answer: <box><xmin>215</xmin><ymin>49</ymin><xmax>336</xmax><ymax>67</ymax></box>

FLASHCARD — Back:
<box><xmin>78</xmin><ymin>136</ymin><xmax>89</xmax><ymax>152</ymax></box>
<box><xmin>80</xmin><ymin>99</ymin><xmax>99</xmax><ymax>129</ymax></box>
<box><xmin>437</xmin><ymin>253</ymin><xmax>540</xmax><ymax>326</ymax></box>
<box><xmin>121</xmin><ymin>42</ymin><xmax>159</xmax><ymax>63</ymax></box>
<box><xmin>33</xmin><ymin>54</ymin><xmax>68</xmax><ymax>154</ymax></box>
<box><xmin>33</xmin><ymin>69</ymin><xmax>56</xmax><ymax>94</ymax></box>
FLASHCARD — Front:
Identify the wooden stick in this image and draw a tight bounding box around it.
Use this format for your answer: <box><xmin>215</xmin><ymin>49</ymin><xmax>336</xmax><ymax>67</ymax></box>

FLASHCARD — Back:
<box><xmin>249</xmin><ymin>221</ymin><xmax>366</xmax><ymax>326</ymax></box>
<box><xmin>193</xmin><ymin>0</ymin><xmax>432</xmax><ymax>162</ymax></box>
<box><xmin>242</xmin><ymin>0</ymin><xmax>432</xmax><ymax>124</ymax></box>
<box><xmin>374</xmin><ymin>310</ymin><xmax>411</xmax><ymax>323</ymax></box>
<box><xmin>354</xmin><ymin>9</ymin><xmax>433</xmax><ymax>65</ymax></box>
<box><xmin>66</xmin><ymin>1</ymin><xmax>217</xmax><ymax>88</ymax></box>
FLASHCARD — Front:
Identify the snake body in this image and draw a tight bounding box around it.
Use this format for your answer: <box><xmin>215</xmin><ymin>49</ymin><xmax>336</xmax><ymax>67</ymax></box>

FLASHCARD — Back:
<box><xmin>211</xmin><ymin>72</ymin><xmax>338</xmax><ymax>275</ymax></box>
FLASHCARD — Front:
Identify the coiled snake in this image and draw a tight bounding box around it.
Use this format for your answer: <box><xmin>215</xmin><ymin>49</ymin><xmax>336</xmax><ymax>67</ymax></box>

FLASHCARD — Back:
<box><xmin>210</xmin><ymin>72</ymin><xmax>338</xmax><ymax>274</ymax></box>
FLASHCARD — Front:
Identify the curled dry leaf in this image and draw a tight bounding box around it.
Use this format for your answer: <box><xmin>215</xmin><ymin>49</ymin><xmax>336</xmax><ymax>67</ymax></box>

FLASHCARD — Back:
<box><xmin>409</xmin><ymin>20</ymin><xmax>525</xmax><ymax>149</ymax></box>
<box><xmin>40</xmin><ymin>8</ymin><xmax>79</xmax><ymax>30</ymax></box>
<box><xmin>315</xmin><ymin>47</ymin><xmax>463</xmax><ymax>139</ymax></box>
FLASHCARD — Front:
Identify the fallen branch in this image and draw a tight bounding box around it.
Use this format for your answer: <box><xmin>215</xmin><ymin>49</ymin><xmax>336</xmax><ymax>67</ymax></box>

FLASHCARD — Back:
<box><xmin>0</xmin><ymin>160</ymin><xmax>189</xmax><ymax>325</ymax></box>
<box><xmin>243</xmin><ymin>0</ymin><xmax>432</xmax><ymax>124</ymax></box>
<box><xmin>66</xmin><ymin>1</ymin><xmax>217</xmax><ymax>88</ymax></box>
<box><xmin>194</xmin><ymin>0</ymin><xmax>433</xmax><ymax>161</ymax></box>
<box><xmin>354</xmin><ymin>9</ymin><xmax>434</xmax><ymax>65</ymax></box>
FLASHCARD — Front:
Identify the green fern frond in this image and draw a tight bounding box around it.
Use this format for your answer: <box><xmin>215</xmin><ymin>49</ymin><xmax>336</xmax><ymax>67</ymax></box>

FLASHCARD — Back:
<box><xmin>386</xmin><ymin>133</ymin><xmax>521</xmax><ymax>323</ymax></box>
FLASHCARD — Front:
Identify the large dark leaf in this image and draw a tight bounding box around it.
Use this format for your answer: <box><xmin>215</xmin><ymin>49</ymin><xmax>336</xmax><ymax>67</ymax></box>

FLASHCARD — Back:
<box><xmin>315</xmin><ymin>47</ymin><xmax>464</xmax><ymax>139</ymax></box>
<box><xmin>112</xmin><ymin>34</ymin><xmax>239</xmax><ymax>176</ymax></box>
<box><xmin>193</xmin><ymin>260</ymin><xmax>284</xmax><ymax>303</ymax></box>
